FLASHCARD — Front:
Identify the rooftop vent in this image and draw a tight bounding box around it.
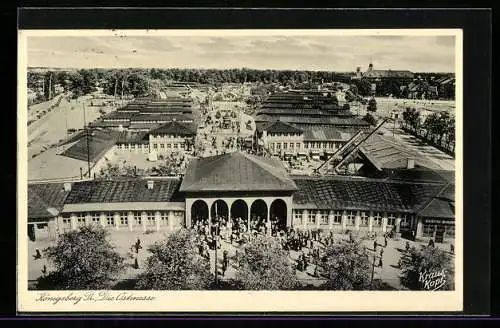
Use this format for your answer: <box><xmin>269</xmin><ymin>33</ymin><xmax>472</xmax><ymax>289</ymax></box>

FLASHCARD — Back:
<box><xmin>407</xmin><ymin>158</ymin><xmax>415</xmax><ymax>169</ymax></box>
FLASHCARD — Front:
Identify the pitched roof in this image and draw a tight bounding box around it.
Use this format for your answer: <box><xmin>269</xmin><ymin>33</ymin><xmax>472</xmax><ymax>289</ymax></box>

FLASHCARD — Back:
<box><xmin>359</xmin><ymin>134</ymin><xmax>441</xmax><ymax>170</ymax></box>
<box><xmin>180</xmin><ymin>152</ymin><xmax>298</xmax><ymax>192</ymax></box>
<box><xmin>292</xmin><ymin>176</ymin><xmax>449</xmax><ymax>213</ymax></box>
<box><xmin>265</xmin><ymin>121</ymin><xmax>303</xmax><ymax>134</ymax></box>
<box><xmin>417</xmin><ymin>183</ymin><xmax>455</xmax><ymax>218</ymax></box>
<box><xmin>28</xmin><ymin>183</ymin><xmax>71</xmax><ymax>220</ymax></box>
<box><xmin>255</xmin><ymin>114</ymin><xmax>370</xmax><ymax>127</ymax></box>
<box><xmin>59</xmin><ymin>129</ymin><xmax>120</xmax><ymax>163</ymax></box>
<box><xmin>302</xmin><ymin>127</ymin><xmax>347</xmax><ymax>141</ymax></box>
<box><xmin>64</xmin><ymin>178</ymin><xmax>183</xmax><ymax>204</ymax></box>
<box><xmin>148</xmin><ymin>121</ymin><xmax>197</xmax><ymax>136</ymax></box>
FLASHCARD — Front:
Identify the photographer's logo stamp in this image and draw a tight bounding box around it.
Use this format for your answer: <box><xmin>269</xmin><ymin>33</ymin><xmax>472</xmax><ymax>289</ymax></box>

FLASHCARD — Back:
<box><xmin>419</xmin><ymin>269</ymin><xmax>447</xmax><ymax>291</ymax></box>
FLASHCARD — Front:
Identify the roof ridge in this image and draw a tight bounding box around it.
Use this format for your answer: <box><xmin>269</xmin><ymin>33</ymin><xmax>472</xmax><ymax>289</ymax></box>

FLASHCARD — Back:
<box><xmin>242</xmin><ymin>152</ymin><xmax>294</xmax><ymax>187</ymax></box>
<box><xmin>415</xmin><ymin>182</ymin><xmax>452</xmax><ymax>215</ymax></box>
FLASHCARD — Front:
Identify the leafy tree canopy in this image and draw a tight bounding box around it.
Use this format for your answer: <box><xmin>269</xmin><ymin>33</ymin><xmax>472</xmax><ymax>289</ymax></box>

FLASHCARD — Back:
<box><xmin>235</xmin><ymin>235</ymin><xmax>300</xmax><ymax>290</ymax></box>
<box><xmin>37</xmin><ymin>225</ymin><xmax>125</xmax><ymax>290</ymax></box>
<box><xmin>136</xmin><ymin>229</ymin><xmax>213</xmax><ymax>290</ymax></box>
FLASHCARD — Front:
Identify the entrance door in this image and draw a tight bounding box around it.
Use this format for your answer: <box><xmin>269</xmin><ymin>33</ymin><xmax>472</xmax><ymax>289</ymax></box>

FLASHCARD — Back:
<box><xmin>435</xmin><ymin>225</ymin><xmax>445</xmax><ymax>243</ymax></box>
<box><xmin>28</xmin><ymin>224</ymin><xmax>36</xmax><ymax>241</ymax></box>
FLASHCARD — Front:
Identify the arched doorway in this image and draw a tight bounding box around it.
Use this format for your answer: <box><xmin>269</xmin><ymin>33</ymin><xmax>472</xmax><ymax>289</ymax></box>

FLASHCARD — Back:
<box><xmin>270</xmin><ymin>199</ymin><xmax>287</xmax><ymax>231</ymax></box>
<box><xmin>230</xmin><ymin>199</ymin><xmax>248</xmax><ymax>222</ymax></box>
<box><xmin>210</xmin><ymin>199</ymin><xmax>229</xmax><ymax>222</ymax></box>
<box><xmin>191</xmin><ymin>200</ymin><xmax>209</xmax><ymax>224</ymax></box>
<box><xmin>250</xmin><ymin>199</ymin><xmax>268</xmax><ymax>229</ymax></box>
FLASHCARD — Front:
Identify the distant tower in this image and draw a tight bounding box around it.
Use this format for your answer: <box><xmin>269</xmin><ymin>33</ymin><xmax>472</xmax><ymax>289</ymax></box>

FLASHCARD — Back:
<box><xmin>368</xmin><ymin>62</ymin><xmax>374</xmax><ymax>72</ymax></box>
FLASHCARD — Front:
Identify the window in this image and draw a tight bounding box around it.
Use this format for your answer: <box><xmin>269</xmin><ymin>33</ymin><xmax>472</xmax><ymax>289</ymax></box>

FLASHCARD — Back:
<box><xmin>161</xmin><ymin>212</ymin><xmax>169</xmax><ymax>224</ymax></box>
<box><xmin>445</xmin><ymin>224</ymin><xmax>455</xmax><ymax>237</ymax></box>
<box><xmin>401</xmin><ymin>215</ymin><xmax>411</xmax><ymax>228</ymax></box>
<box><xmin>106</xmin><ymin>214</ymin><xmax>114</xmax><ymax>227</ymax></box>
<box><xmin>270</xmin><ymin>143</ymin><xmax>275</xmax><ymax>150</ymax></box>
<box><xmin>277</xmin><ymin>143</ymin><xmax>281</xmax><ymax>149</ymax></box>
<box><xmin>346</xmin><ymin>211</ymin><xmax>355</xmax><ymax>226</ymax></box>
<box><xmin>333</xmin><ymin>211</ymin><xmax>342</xmax><ymax>224</ymax></box>
<box><xmin>153</xmin><ymin>144</ymin><xmax>158</xmax><ymax>149</ymax></box>
<box><xmin>117</xmin><ymin>144</ymin><xmax>123</xmax><ymax>149</ymax></box>
<box><xmin>63</xmin><ymin>218</ymin><xmax>71</xmax><ymax>225</ymax></box>
<box><xmin>144</xmin><ymin>144</ymin><xmax>149</xmax><ymax>149</ymax></box>
<box><xmin>92</xmin><ymin>213</ymin><xmax>100</xmax><ymax>224</ymax></box>
<box><xmin>320</xmin><ymin>211</ymin><xmax>329</xmax><ymax>224</ymax></box>
<box><xmin>77</xmin><ymin>214</ymin><xmax>86</xmax><ymax>226</ymax></box>
<box><xmin>360</xmin><ymin>212</ymin><xmax>368</xmax><ymax>226</ymax></box>
<box><xmin>294</xmin><ymin>211</ymin><xmax>302</xmax><ymax>221</ymax></box>
<box><xmin>283</xmin><ymin>142</ymin><xmax>287</xmax><ymax>149</ymax></box>
<box><xmin>174</xmin><ymin>143</ymin><xmax>179</xmax><ymax>149</ymax></box>
<box><xmin>373</xmin><ymin>212</ymin><xmax>382</xmax><ymax>227</ymax></box>
<box><xmin>134</xmin><ymin>211</ymin><xmax>142</xmax><ymax>225</ymax></box>
<box><xmin>124</xmin><ymin>144</ymin><xmax>129</xmax><ymax>149</ymax></box>
<box><xmin>387</xmin><ymin>214</ymin><xmax>396</xmax><ymax>226</ymax></box>
<box><xmin>308</xmin><ymin>211</ymin><xmax>316</xmax><ymax>224</ymax></box>
<box><xmin>120</xmin><ymin>212</ymin><xmax>128</xmax><ymax>226</ymax></box>
<box><xmin>423</xmin><ymin>224</ymin><xmax>435</xmax><ymax>237</ymax></box>
<box><xmin>160</xmin><ymin>144</ymin><xmax>165</xmax><ymax>149</ymax></box>
<box><xmin>167</xmin><ymin>143</ymin><xmax>172</xmax><ymax>148</ymax></box>
<box><xmin>304</xmin><ymin>142</ymin><xmax>309</xmax><ymax>149</ymax></box>
<box><xmin>296</xmin><ymin>142</ymin><xmax>301</xmax><ymax>149</ymax></box>
<box><xmin>130</xmin><ymin>144</ymin><xmax>135</xmax><ymax>149</ymax></box>
<box><xmin>147</xmin><ymin>212</ymin><xmax>155</xmax><ymax>225</ymax></box>
<box><xmin>290</xmin><ymin>142</ymin><xmax>294</xmax><ymax>149</ymax></box>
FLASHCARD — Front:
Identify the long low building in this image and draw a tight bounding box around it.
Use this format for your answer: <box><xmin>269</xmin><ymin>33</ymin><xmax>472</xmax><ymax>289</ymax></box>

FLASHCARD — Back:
<box><xmin>27</xmin><ymin>151</ymin><xmax>455</xmax><ymax>244</ymax></box>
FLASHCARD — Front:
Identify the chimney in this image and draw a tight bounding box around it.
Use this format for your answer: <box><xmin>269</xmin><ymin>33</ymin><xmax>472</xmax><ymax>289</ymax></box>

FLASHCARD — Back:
<box><xmin>147</xmin><ymin>180</ymin><xmax>154</xmax><ymax>189</ymax></box>
<box><xmin>63</xmin><ymin>182</ymin><xmax>72</xmax><ymax>192</ymax></box>
<box><xmin>407</xmin><ymin>158</ymin><xmax>415</xmax><ymax>169</ymax></box>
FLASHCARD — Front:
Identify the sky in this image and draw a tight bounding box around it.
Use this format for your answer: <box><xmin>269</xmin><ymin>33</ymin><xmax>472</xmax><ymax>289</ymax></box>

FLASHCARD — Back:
<box><xmin>26</xmin><ymin>34</ymin><xmax>456</xmax><ymax>72</ymax></box>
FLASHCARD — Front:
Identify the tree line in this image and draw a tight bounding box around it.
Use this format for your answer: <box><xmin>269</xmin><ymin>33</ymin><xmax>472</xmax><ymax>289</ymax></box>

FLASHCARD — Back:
<box><xmin>35</xmin><ymin>225</ymin><xmax>454</xmax><ymax>291</ymax></box>
<box><xmin>401</xmin><ymin>107</ymin><xmax>455</xmax><ymax>153</ymax></box>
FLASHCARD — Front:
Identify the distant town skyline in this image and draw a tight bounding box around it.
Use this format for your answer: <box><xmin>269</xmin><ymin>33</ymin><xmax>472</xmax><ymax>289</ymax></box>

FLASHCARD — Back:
<box><xmin>27</xmin><ymin>34</ymin><xmax>456</xmax><ymax>73</ymax></box>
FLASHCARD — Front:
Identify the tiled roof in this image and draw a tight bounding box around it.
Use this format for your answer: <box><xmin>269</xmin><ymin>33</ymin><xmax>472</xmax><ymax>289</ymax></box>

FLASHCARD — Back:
<box><xmin>28</xmin><ymin>183</ymin><xmax>71</xmax><ymax>220</ymax></box>
<box><xmin>292</xmin><ymin>176</ymin><xmax>448</xmax><ymax>213</ymax></box>
<box><xmin>265</xmin><ymin>121</ymin><xmax>303</xmax><ymax>134</ymax></box>
<box><xmin>90</xmin><ymin>120</ymin><xmax>131</xmax><ymax>128</ymax></box>
<box><xmin>130</xmin><ymin>113</ymin><xmax>194</xmax><ymax>122</ymax></box>
<box><xmin>180</xmin><ymin>152</ymin><xmax>298</xmax><ymax>192</ymax></box>
<box><xmin>102</xmin><ymin>111</ymin><xmax>134</xmax><ymax>120</ymax></box>
<box><xmin>60</xmin><ymin>130</ymin><xmax>119</xmax><ymax>163</ymax></box>
<box><xmin>128</xmin><ymin>123</ymin><xmax>162</xmax><ymax>130</ymax></box>
<box><xmin>115</xmin><ymin>131</ymin><xmax>149</xmax><ymax>144</ymax></box>
<box><xmin>255</xmin><ymin>114</ymin><xmax>370</xmax><ymax>127</ymax></box>
<box><xmin>359</xmin><ymin>134</ymin><xmax>441</xmax><ymax>171</ymax></box>
<box><xmin>148</xmin><ymin>121</ymin><xmax>197</xmax><ymax>136</ymax></box>
<box><xmin>302</xmin><ymin>127</ymin><xmax>347</xmax><ymax>141</ymax></box>
<box><xmin>64</xmin><ymin>178</ymin><xmax>183</xmax><ymax>204</ymax></box>
<box><xmin>417</xmin><ymin>183</ymin><xmax>455</xmax><ymax>218</ymax></box>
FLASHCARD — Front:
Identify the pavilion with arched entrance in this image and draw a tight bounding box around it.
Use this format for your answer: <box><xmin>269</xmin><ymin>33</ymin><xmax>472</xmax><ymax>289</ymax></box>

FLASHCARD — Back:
<box><xmin>180</xmin><ymin>151</ymin><xmax>297</xmax><ymax>233</ymax></box>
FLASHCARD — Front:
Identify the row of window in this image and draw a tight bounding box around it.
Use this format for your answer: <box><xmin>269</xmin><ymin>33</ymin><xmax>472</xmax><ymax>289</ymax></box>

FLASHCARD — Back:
<box><xmin>293</xmin><ymin>210</ymin><xmax>410</xmax><ymax>226</ymax></box>
<box><xmin>267</xmin><ymin>132</ymin><xmax>302</xmax><ymax>137</ymax></box>
<box><xmin>422</xmin><ymin>223</ymin><xmax>455</xmax><ymax>237</ymax></box>
<box><xmin>64</xmin><ymin>211</ymin><xmax>184</xmax><ymax>227</ymax></box>
<box><xmin>117</xmin><ymin>144</ymin><xmax>149</xmax><ymax>150</ymax></box>
<box><xmin>152</xmin><ymin>143</ymin><xmax>183</xmax><ymax>150</ymax></box>
<box><xmin>269</xmin><ymin>142</ymin><xmax>344</xmax><ymax>151</ymax></box>
<box><xmin>150</xmin><ymin>135</ymin><xmax>186</xmax><ymax>139</ymax></box>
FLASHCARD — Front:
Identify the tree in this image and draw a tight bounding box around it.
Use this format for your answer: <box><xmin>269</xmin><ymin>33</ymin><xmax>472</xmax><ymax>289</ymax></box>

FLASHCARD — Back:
<box><xmin>363</xmin><ymin>113</ymin><xmax>377</xmax><ymax>126</ymax></box>
<box><xmin>95</xmin><ymin>159</ymin><xmax>138</xmax><ymax>180</ymax></box>
<box><xmin>399</xmin><ymin>246</ymin><xmax>454</xmax><ymax>291</ymax></box>
<box><xmin>136</xmin><ymin>229</ymin><xmax>213</xmax><ymax>290</ymax></box>
<box><xmin>367</xmin><ymin>97</ymin><xmax>377</xmax><ymax>113</ymax></box>
<box><xmin>37</xmin><ymin>225</ymin><xmax>125</xmax><ymax>290</ymax></box>
<box><xmin>235</xmin><ymin>235</ymin><xmax>300</xmax><ymax>290</ymax></box>
<box><xmin>322</xmin><ymin>239</ymin><xmax>372</xmax><ymax>290</ymax></box>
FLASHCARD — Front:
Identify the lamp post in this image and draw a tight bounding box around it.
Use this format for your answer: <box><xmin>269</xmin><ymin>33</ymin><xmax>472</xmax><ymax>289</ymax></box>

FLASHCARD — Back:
<box><xmin>370</xmin><ymin>250</ymin><xmax>378</xmax><ymax>290</ymax></box>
